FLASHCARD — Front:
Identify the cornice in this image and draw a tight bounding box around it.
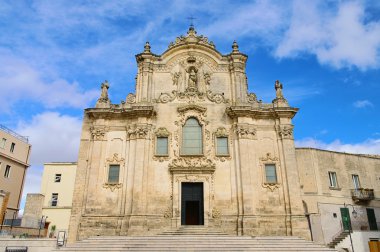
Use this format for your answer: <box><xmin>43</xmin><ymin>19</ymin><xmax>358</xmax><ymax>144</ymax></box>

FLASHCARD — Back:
<box><xmin>226</xmin><ymin>105</ymin><xmax>298</xmax><ymax>119</ymax></box>
<box><xmin>85</xmin><ymin>105</ymin><xmax>155</xmax><ymax>119</ymax></box>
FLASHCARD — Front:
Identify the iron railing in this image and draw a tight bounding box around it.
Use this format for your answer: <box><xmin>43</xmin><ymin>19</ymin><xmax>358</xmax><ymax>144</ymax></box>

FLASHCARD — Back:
<box><xmin>0</xmin><ymin>124</ymin><xmax>28</xmax><ymax>143</ymax></box>
<box><xmin>351</xmin><ymin>188</ymin><xmax>375</xmax><ymax>201</ymax></box>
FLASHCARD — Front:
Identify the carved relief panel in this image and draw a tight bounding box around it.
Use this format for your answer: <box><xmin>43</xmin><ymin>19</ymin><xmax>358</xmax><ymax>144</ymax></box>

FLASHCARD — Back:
<box><xmin>156</xmin><ymin>54</ymin><xmax>229</xmax><ymax>104</ymax></box>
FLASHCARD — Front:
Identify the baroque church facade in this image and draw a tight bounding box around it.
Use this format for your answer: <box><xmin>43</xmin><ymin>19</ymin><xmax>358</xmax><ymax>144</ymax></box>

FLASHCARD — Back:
<box><xmin>68</xmin><ymin>27</ymin><xmax>379</xmax><ymax>243</ymax></box>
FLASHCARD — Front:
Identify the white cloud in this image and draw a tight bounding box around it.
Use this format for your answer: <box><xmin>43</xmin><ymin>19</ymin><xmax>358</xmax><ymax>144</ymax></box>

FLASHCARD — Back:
<box><xmin>295</xmin><ymin>138</ymin><xmax>380</xmax><ymax>155</ymax></box>
<box><xmin>0</xmin><ymin>52</ymin><xmax>98</xmax><ymax>112</ymax></box>
<box><xmin>202</xmin><ymin>0</ymin><xmax>286</xmax><ymax>40</ymax></box>
<box><xmin>15</xmin><ymin>112</ymin><xmax>82</xmax><ymax>214</ymax></box>
<box><xmin>16</xmin><ymin>112</ymin><xmax>82</xmax><ymax>166</ymax></box>
<box><xmin>275</xmin><ymin>1</ymin><xmax>380</xmax><ymax>70</ymax></box>
<box><xmin>353</xmin><ymin>99</ymin><xmax>374</xmax><ymax>108</ymax></box>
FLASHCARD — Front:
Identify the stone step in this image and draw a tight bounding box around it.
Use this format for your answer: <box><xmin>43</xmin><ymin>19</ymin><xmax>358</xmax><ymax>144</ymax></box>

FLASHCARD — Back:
<box><xmin>55</xmin><ymin>235</ymin><xmax>336</xmax><ymax>252</ymax></box>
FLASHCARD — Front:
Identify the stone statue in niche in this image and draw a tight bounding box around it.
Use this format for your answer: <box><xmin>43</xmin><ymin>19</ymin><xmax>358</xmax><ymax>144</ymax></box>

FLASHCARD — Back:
<box><xmin>275</xmin><ymin>80</ymin><xmax>283</xmax><ymax>98</ymax></box>
<box><xmin>187</xmin><ymin>67</ymin><xmax>198</xmax><ymax>90</ymax></box>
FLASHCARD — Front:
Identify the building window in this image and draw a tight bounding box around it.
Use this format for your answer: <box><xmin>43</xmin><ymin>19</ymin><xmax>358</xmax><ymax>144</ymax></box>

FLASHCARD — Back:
<box><xmin>51</xmin><ymin>193</ymin><xmax>58</xmax><ymax>206</ymax></box>
<box><xmin>4</xmin><ymin>165</ymin><xmax>11</xmax><ymax>178</ymax></box>
<box><xmin>108</xmin><ymin>164</ymin><xmax>120</xmax><ymax>184</ymax></box>
<box><xmin>55</xmin><ymin>174</ymin><xmax>62</xmax><ymax>183</ymax></box>
<box><xmin>352</xmin><ymin>174</ymin><xmax>360</xmax><ymax>189</ymax></box>
<box><xmin>0</xmin><ymin>138</ymin><xmax>6</xmax><ymax>148</ymax></box>
<box><xmin>216</xmin><ymin>137</ymin><xmax>229</xmax><ymax>156</ymax></box>
<box><xmin>328</xmin><ymin>171</ymin><xmax>338</xmax><ymax>188</ymax></box>
<box><xmin>10</xmin><ymin>142</ymin><xmax>15</xmax><ymax>153</ymax></box>
<box><xmin>182</xmin><ymin>118</ymin><xmax>202</xmax><ymax>155</ymax></box>
<box><xmin>265</xmin><ymin>164</ymin><xmax>277</xmax><ymax>183</ymax></box>
<box><xmin>156</xmin><ymin>137</ymin><xmax>169</xmax><ymax>156</ymax></box>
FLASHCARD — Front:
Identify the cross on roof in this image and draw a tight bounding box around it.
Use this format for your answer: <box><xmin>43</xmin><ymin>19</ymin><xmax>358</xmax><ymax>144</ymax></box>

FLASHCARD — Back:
<box><xmin>187</xmin><ymin>16</ymin><xmax>196</xmax><ymax>28</ymax></box>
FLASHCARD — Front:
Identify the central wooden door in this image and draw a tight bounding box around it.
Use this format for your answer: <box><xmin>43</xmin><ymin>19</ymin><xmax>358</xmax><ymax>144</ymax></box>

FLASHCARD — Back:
<box><xmin>181</xmin><ymin>182</ymin><xmax>204</xmax><ymax>225</ymax></box>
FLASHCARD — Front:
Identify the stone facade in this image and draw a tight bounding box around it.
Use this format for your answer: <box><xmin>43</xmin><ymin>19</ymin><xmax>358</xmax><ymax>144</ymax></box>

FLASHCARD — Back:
<box><xmin>68</xmin><ymin>27</ymin><xmax>311</xmax><ymax>242</ymax></box>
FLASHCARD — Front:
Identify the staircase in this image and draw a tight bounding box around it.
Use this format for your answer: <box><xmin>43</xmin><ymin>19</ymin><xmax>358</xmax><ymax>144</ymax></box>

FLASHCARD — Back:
<box><xmin>56</xmin><ymin>227</ymin><xmax>337</xmax><ymax>251</ymax></box>
<box><xmin>327</xmin><ymin>230</ymin><xmax>350</xmax><ymax>249</ymax></box>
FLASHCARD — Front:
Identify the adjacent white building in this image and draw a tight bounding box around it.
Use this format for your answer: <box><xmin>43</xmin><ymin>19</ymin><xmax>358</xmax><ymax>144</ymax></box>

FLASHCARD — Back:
<box><xmin>40</xmin><ymin>162</ymin><xmax>77</xmax><ymax>236</ymax></box>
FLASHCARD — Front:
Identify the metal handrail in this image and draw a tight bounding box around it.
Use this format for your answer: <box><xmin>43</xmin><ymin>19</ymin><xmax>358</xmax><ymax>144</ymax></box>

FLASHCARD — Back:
<box><xmin>0</xmin><ymin>124</ymin><xmax>29</xmax><ymax>143</ymax></box>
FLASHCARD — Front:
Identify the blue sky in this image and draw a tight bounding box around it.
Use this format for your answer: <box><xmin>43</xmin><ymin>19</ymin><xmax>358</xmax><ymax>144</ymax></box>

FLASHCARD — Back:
<box><xmin>0</xmin><ymin>0</ymin><xmax>379</xmax><ymax>211</ymax></box>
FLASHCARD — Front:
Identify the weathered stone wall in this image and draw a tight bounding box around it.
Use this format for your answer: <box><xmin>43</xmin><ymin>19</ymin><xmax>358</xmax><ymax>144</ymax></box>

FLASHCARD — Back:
<box><xmin>21</xmin><ymin>193</ymin><xmax>44</xmax><ymax>228</ymax></box>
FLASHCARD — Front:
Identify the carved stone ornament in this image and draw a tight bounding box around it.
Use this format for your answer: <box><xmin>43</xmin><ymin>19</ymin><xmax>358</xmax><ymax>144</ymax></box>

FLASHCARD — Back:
<box><xmin>106</xmin><ymin>153</ymin><xmax>125</xmax><ymax>164</ymax></box>
<box><xmin>204</xmin><ymin>72</ymin><xmax>211</xmax><ymax>86</ymax></box>
<box><xmin>155</xmin><ymin>127</ymin><xmax>170</xmax><ymax>137</ymax></box>
<box><xmin>263</xmin><ymin>183</ymin><xmax>280</xmax><ymax>192</ymax></box>
<box><xmin>206</xmin><ymin>90</ymin><xmax>229</xmax><ymax>104</ymax></box>
<box><xmin>168</xmin><ymin>26</ymin><xmax>215</xmax><ymax>50</ymax></box>
<box><xmin>215</xmin><ymin>127</ymin><xmax>228</xmax><ymax>137</ymax></box>
<box><xmin>234</xmin><ymin>124</ymin><xmax>257</xmax><ymax>139</ymax></box>
<box><xmin>247</xmin><ymin>93</ymin><xmax>258</xmax><ymax>104</ymax></box>
<box><xmin>212</xmin><ymin>207</ymin><xmax>221</xmax><ymax>219</ymax></box>
<box><xmin>278</xmin><ymin>125</ymin><xmax>294</xmax><ymax>139</ymax></box>
<box><xmin>163</xmin><ymin>207</ymin><xmax>172</xmax><ymax>218</ymax></box>
<box><xmin>126</xmin><ymin>93</ymin><xmax>136</xmax><ymax>104</ymax></box>
<box><xmin>127</xmin><ymin>124</ymin><xmax>151</xmax><ymax>140</ymax></box>
<box><xmin>171</xmin><ymin>72</ymin><xmax>182</xmax><ymax>86</ymax></box>
<box><xmin>90</xmin><ymin>127</ymin><xmax>106</xmax><ymax>141</ymax></box>
<box><xmin>177</xmin><ymin>104</ymin><xmax>207</xmax><ymax>115</ymax></box>
<box><xmin>156</xmin><ymin>88</ymin><xmax>228</xmax><ymax>104</ymax></box>
<box><xmin>102</xmin><ymin>183</ymin><xmax>122</xmax><ymax>192</ymax></box>
<box><xmin>259</xmin><ymin>152</ymin><xmax>279</xmax><ymax>162</ymax></box>
<box><xmin>168</xmin><ymin>157</ymin><xmax>216</xmax><ymax>174</ymax></box>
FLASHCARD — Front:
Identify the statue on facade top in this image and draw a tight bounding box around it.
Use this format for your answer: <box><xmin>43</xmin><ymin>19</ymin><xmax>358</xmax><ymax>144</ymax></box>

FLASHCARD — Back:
<box><xmin>100</xmin><ymin>80</ymin><xmax>109</xmax><ymax>100</ymax></box>
<box><xmin>275</xmin><ymin>80</ymin><xmax>283</xmax><ymax>99</ymax></box>
<box><xmin>272</xmin><ymin>80</ymin><xmax>288</xmax><ymax>107</ymax></box>
<box><xmin>96</xmin><ymin>80</ymin><xmax>111</xmax><ymax>108</ymax></box>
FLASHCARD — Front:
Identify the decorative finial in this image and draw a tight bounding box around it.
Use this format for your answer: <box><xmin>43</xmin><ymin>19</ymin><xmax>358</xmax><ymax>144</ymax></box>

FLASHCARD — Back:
<box><xmin>144</xmin><ymin>41</ymin><xmax>151</xmax><ymax>53</ymax></box>
<box><xmin>232</xmin><ymin>40</ymin><xmax>239</xmax><ymax>53</ymax></box>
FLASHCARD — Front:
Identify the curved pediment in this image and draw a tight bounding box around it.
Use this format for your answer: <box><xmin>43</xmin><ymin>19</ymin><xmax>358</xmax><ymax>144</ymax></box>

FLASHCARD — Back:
<box><xmin>160</xmin><ymin>27</ymin><xmax>225</xmax><ymax>66</ymax></box>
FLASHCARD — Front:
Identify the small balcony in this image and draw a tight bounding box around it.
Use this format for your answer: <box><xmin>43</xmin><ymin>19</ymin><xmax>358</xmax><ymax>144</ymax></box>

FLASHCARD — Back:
<box><xmin>351</xmin><ymin>188</ymin><xmax>374</xmax><ymax>202</ymax></box>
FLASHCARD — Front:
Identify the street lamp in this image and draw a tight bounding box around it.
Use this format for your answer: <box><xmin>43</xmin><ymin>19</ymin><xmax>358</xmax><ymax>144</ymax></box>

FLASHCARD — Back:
<box><xmin>344</xmin><ymin>203</ymin><xmax>357</xmax><ymax>252</ymax></box>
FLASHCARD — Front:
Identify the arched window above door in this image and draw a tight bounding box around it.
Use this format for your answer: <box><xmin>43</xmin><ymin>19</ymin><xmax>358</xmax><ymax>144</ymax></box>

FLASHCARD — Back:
<box><xmin>182</xmin><ymin>118</ymin><xmax>203</xmax><ymax>155</ymax></box>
